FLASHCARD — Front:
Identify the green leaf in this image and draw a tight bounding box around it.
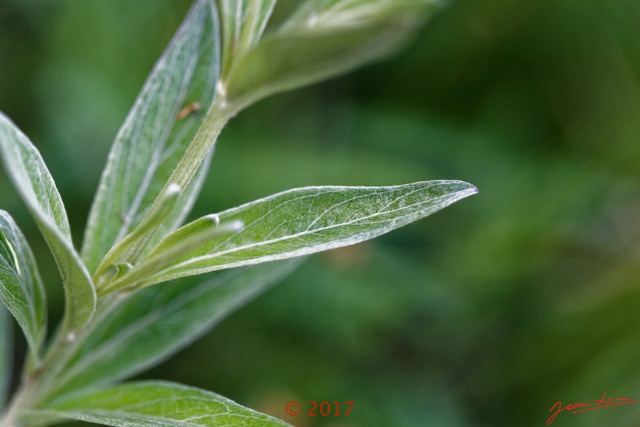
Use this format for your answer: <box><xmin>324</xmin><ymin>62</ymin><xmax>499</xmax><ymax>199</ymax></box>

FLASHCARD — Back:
<box><xmin>98</xmin><ymin>216</ymin><xmax>244</xmax><ymax>295</ymax></box>
<box><xmin>45</xmin><ymin>261</ymin><xmax>298</xmax><ymax>398</ymax></box>
<box><xmin>218</xmin><ymin>0</ymin><xmax>277</xmax><ymax>78</ymax></box>
<box><xmin>81</xmin><ymin>0</ymin><xmax>221</xmax><ymax>274</ymax></box>
<box><xmin>0</xmin><ymin>211</ymin><xmax>47</xmax><ymax>363</ymax></box>
<box><xmin>224</xmin><ymin>0</ymin><xmax>440</xmax><ymax>109</ymax></box>
<box><xmin>139</xmin><ymin>180</ymin><xmax>476</xmax><ymax>287</ymax></box>
<box><xmin>0</xmin><ymin>113</ymin><xmax>95</xmax><ymax>333</ymax></box>
<box><xmin>0</xmin><ymin>304</ymin><xmax>10</xmax><ymax>412</ymax></box>
<box><xmin>30</xmin><ymin>381</ymin><xmax>290</xmax><ymax>427</ymax></box>
<box><xmin>93</xmin><ymin>184</ymin><xmax>181</xmax><ymax>285</ymax></box>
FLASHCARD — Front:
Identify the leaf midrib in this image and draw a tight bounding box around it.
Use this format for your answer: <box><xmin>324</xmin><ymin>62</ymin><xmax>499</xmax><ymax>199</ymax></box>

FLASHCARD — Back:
<box><xmin>173</xmin><ymin>190</ymin><xmax>456</xmax><ymax>268</ymax></box>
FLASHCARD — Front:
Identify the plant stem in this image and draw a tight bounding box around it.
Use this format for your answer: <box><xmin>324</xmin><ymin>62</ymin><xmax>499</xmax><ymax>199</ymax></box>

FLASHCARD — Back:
<box><xmin>0</xmin><ymin>370</ymin><xmax>38</xmax><ymax>427</ymax></box>
<box><xmin>97</xmin><ymin>94</ymin><xmax>239</xmax><ymax>297</ymax></box>
<box><xmin>154</xmin><ymin>94</ymin><xmax>236</xmax><ymax>210</ymax></box>
<box><xmin>0</xmin><ymin>296</ymin><xmax>120</xmax><ymax>427</ymax></box>
<box><xmin>1</xmin><ymin>90</ymin><xmax>241</xmax><ymax>427</ymax></box>
<box><xmin>0</xmin><ymin>393</ymin><xmax>23</xmax><ymax>426</ymax></box>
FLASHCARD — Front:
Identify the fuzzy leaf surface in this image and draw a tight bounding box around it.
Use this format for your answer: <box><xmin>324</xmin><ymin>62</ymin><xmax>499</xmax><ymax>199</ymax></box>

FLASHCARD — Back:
<box><xmin>30</xmin><ymin>381</ymin><xmax>291</xmax><ymax>427</ymax></box>
<box><xmin>82</xmin><ymin>0</ymin><xmax>221</xmax><ymax>273</ymax></box>
<box><xmin>0</xmin><ymin>211</ymin><xmax>46</xmax><ymax>362</ymax></box>
<box><xmin>45</xmin><ymin>261</ymin><xmax>298</xmax><ymax>398</ymax></box>
<box><xmin>0</xmin><ymin>113</ymin><xmax>95</xmax><ymax>331</ymax></box>
<box><xmin>143</xmin><ymin>180</ymin><xmax>476</xmax><ymax>286</ymax></box>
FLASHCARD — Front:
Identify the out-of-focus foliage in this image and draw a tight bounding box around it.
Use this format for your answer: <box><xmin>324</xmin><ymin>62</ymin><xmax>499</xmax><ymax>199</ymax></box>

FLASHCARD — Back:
<box><xmin>1</xmin><ymin>0</ymin><xmax>640</xmax><ymax>426</ymax></box>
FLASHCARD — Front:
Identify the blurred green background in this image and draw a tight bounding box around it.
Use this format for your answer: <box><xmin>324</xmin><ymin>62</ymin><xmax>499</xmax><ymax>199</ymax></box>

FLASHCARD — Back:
<box><xmin>2</xmin><ymin>0</ymin><xmax>640</xmax><ymax>426</ymax></box>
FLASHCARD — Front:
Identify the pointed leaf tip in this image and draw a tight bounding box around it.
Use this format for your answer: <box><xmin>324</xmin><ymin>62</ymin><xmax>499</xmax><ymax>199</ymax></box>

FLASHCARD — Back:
<box><xmin>139</xmin><ymin>179</ymin><xmax>476</xmax><ymax>286</ymax></box>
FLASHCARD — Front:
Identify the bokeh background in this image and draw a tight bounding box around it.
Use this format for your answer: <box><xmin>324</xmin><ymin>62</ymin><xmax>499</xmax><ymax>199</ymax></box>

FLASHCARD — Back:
<box><xmin>2</xmin><ymin>0</ymin><xmax>640</xmax><ymax>426</ymax></box>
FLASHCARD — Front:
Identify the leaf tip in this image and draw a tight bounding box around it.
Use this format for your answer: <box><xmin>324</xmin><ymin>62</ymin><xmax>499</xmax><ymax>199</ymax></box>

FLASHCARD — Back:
<box><xmin>205</xmin><ymin>213</ymin><xmax>220</xmax><ymax>226</ymax></box>
<box><xmin>446</xmin><ymin>180</ymin><xmax>478</xmax><ymax>198</ymax></box>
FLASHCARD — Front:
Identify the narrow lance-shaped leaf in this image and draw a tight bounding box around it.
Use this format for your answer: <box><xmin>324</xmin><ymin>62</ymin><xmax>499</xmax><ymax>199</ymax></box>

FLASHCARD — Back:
<box><xmin>218</xmin><ymin>0</ymin><xmax>277</xmax><ymax>78</ymax></box>
<box><xmin>30</xmin><ymin>381</ymin><xmax>291</xmax><ymax>427</ymax></box>
<box><xmin>81</xmin><ymin>0</ymin><xmax>221</xmax><ymax>273</ymax></box>
<box><xmin>133</xmin><ymin>0</ymin><xmax>441</xmax><ymax>257</ymax></box>
<box><xmin>0</xmin><ymin>113</ymin><xmax>95</xmax><ymax>332</ymax></box>
<box><xmin>0</xmin><ymin>304</ymin><xmax>11</xmax><ymax>412</ymax></box>
<box><xmin>0</xmin><ymin>211</ymin><xmax>47</xmax><ymax>363</ymax></box>
<box><xmin>137</xmin><ymin>0</ymin><xmax>276</xmax><ymax>227</ymax></box>
<box><xmin>224</xmin><ymin>0</ymin><xmax>441</xmax><ymax>109</ymax></box>
<box><xmin>43</xmin><ymin>261</ymin><xmax>299</xmax><ymax>400</ymax></box>
<box><xmin>131</xmin><ymin>180</ymin><xmax>476</xmax><ymax>288</ymax></box>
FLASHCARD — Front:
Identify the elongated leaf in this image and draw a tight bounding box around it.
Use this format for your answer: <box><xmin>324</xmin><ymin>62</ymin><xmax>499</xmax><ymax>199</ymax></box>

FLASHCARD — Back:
<box><xmin>218</xmin><ymin>0</ymin><xmax>277</xmax><ymax>78</ymax></box>
<box><xmin>82</xmin><ymin>0</ymin><xmax>221</xmax><ymax>274</ymax></box>
<box><xmin>45</xmin><ymin>261</ymin><xmax>299</xmax><ymax>399</ymax></box>
<box><xmin>0</xmin><ymin>113</ymin><xmax>95</xmax><ymax>332</ymax></box>
<box><xmin>224</xmin><ymin>0</ymin><xmax>440</xmax><ymax>109</ymax></box>
<box><xmin>140</xmin><ymin>180</ymin><xmax>476</xmax><ymax>286</ymax></box>
<box><xmin>285</xmin><ymin>0</ymin><xmax>434</xmax><ymax>26</ymax></box>
<box><xmin>30</xmin><ymin>381</ymin><xmax>290</xmax><ymax>427</ymax></box>
<box><xmin>0</xmin><ymin>304</ymin><xmax>10</xmax><ymax>412</ymax></box>
<box><xmin>0</xmin><ymin>211</ymin><xmax>46</xmax><ymax>363</ymax></box>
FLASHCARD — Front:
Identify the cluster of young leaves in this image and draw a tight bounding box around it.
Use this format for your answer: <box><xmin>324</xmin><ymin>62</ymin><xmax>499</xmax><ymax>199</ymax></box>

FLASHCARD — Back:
<box><xmin>0</xmin><ymin>1</ymin><xmax>475</xmax><ymax>426</ymax></box>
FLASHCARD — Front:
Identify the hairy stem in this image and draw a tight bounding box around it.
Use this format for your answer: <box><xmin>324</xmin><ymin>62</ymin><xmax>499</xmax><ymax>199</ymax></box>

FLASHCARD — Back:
<box><xmin>0</xmin><ymin>296</ymin><xmax>120</xmax><ymax>427</ymax></box>
<box><xmin>97</xmin><ymin>93</ymin><xmax>240</xmax><ymax>297</ymax></box>
<box><xmin>0</xmin><ymin>94</ymin><xmax>243</xmax><ymax>427</ymax></box>
<box><xmin>147</xmin><ymin>93</ymin><xmax>237</xmax><ymax>223</ymax></box>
